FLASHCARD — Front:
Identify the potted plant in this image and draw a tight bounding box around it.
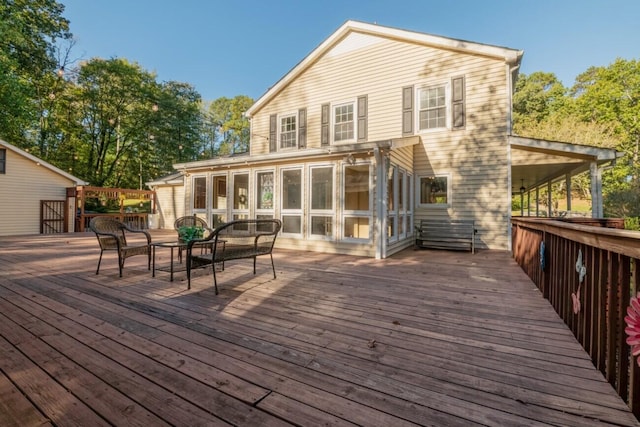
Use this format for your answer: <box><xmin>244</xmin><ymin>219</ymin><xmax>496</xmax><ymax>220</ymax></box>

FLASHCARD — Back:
<box><xmin>178</xmin><ymin>225</ymin><xmax>204</xmax><ymax>243</ymax></box>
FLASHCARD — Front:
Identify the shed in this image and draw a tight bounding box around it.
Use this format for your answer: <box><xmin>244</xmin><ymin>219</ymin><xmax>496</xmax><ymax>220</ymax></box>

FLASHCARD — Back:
<box><xmin>0</xmin><ymin>138</ymin><xmax>87</xmax><ymax>236</ymax></box>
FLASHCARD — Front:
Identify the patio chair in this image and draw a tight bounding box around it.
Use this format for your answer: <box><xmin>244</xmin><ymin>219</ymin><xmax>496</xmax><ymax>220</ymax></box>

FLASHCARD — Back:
<box><xmin>89</xmin><ymin>216</ymin><xmax>152</xmax><ymax>277</ymax></box>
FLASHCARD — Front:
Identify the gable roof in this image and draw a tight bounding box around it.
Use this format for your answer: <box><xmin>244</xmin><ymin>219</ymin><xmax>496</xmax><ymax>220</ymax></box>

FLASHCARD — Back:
<box><xmin>245</xmin><ymin>20</ymin><xmax>523</xmax><ymax>117</ymax></box>
<box><xmin>0</xmin><ymin>138</ymin><xmax>88</xmax><ymax>185</ymax></box>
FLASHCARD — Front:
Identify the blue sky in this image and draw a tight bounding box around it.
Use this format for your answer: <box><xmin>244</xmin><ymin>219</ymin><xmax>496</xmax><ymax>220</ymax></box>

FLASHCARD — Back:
<box><xmin>60</xmin><ymin>0</ymin><xmax>640</xmax><ymax>102</ymax></box>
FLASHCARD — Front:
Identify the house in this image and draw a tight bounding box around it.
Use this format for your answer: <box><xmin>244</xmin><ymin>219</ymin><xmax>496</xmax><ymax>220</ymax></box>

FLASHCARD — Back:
<box><xmin>150</xmin><ymin>20</ymin><xmax>618</xmax><ymax>257</ymax></box>
<box><xmin>0</xmin><ymin>138</ymin><xmax>87</xmax><ymax>236</ymax></box>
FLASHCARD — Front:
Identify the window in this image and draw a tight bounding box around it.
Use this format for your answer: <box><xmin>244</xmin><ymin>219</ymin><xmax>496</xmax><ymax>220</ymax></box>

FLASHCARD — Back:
<box><xmin>342</xmin><ymin>164</ymin><xmax>370</xmax><ymax>241</ymax></box>
<box><xmin>334</xmin><ymin>103</ymin><xmax>354</xmax><ymax>142</ymax></box>
<box><xmin>193</xmin><ymin>176</ymin><xmax>206</xmax><ymax>209</ymax></box>
<box><xmin>418</xmin><ymin>85</ymin><xmax>446</xmax><ymax>130</ymax></box>
<box><xmin>419</xmin><ymin>175</ymin><xmax>449</xmax><ymax>206</ymax></box>
<box><xmin>280</xmin><ymin>114</ymin><xmax>297</xmax><ymax>149</ymax></box>
<box><xmin>388</xmin><ymin>164</ymin><xmax>413</xmax><ymax>242</ymax></box>
<box><xmin>232</xmin><ymin>173</ymin><xmax>249</xmax><ymax>221</ymax></box>
<box><xmin>256</xmin><ymin>171</ymin><xmax>274</xmax><ymax>210</ymax></box>
<box><xmin>281</xmin><ymin>168</ymin><xmax>302</xmax><ymax>235</ymax></box>
<box><xmin>210</xmin><ymin>175</ymin><xmax>227</xmax><ymax>227</ymax></box>
<box><xmin>309</xmin><ymin>166</ymin><xmax>334</xmax><ymax>238</ymax></box>
<box><xmin>0</xmin><ymin>148</ymin><xmax>5</xmax><ymax>174</ymax></box>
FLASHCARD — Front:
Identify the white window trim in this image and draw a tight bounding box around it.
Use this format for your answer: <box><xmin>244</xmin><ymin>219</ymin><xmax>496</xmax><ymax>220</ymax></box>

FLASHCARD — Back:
<box><xmin>416</xmin><ymin>83</ymin><xmax>450</xmax><ymax>132</ymax></box>
<box><xmin>308</xmin><ymin>164</ymin><xmax>336</xmax><ymax>241</ymax></box>
<box><xmin>417</xmin><ymin>172</ymin><xmax>452</xmax><ymax>208</ymax></box>
<box><xmin>278</xmin><ymin>112</ymin><xmax>297</xmax><ymax>151</ymax></box>
<box><xmin>332</xmin><ymin>99</ymin><xmax>357</xmax><ymax>144</ymax></box>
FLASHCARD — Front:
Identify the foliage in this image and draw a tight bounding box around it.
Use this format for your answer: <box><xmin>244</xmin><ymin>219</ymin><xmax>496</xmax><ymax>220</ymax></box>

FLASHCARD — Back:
<box><xmin>513</xmin><ymin>60</ymin><xmax>640</xmax><ymax>219</ymax></box>
<box><xmin>0</xmin><ymin>0</ymin><xmax>71</xmax><ymax>144</ymax></box>
<box><xmin>0</xmin><ymin>0</ymin><xmax>253</xmax><ymax>189</ymax></box>
<box><xmin>177</xmin><ymin>225</ymin><xmax>204</xmax><ymax>243</ymax></box>
<box><xmin>625</xmin><ymin>217</ymin><xmax>640</xmax><ymax>231</ymax></box>
<box><xmin>202</xmin><ymin>95</ymin><xmax>253</xmax><ymax>157</ymax></box>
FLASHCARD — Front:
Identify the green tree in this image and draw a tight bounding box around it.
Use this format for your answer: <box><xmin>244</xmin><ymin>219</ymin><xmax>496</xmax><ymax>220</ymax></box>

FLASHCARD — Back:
<box><xmin>513</xmin><ymin>71</ymin><xmax>567</xmax><ymax>132</ymax></box>
<box><xmin>0</xmin><ymin>0</ymin><xmax>71</xmax><ymax>144</ymax></box>
<box><xmin>204</xmin><ymin>95</ymin><xmax>253</xmax><ymax>156</ymax></box>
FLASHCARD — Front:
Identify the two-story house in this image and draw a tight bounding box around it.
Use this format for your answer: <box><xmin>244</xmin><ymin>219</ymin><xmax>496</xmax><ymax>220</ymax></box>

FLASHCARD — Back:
<box><xmin>150</xmin><ymin>20</ymin><xmax>618</xmax><ymax>258</ymax></box>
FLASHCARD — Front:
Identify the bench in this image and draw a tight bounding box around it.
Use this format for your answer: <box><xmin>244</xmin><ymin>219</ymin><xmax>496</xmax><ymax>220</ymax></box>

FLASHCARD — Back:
<box><xmin>415</xmin><ymin>219</ymin><xmax>477</xmax><ymax>254</ymax></box>
<box><xmin>185</xmin><ymin>219</ymin><xmax>282</xmax><ymax>294</ymax></box>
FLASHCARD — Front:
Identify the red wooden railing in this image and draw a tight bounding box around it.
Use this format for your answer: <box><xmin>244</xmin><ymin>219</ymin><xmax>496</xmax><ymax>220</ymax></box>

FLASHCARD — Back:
<box><xmin>512</xmin><ymin>217</ymin><xmax>640</xmax><ymax>417</ymax></box>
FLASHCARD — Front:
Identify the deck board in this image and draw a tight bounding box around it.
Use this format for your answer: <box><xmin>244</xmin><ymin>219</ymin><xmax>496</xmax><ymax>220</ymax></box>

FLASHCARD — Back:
<box><xmin>0</xmin><ymin>232</ymin><xmax>639</xmax><ymax>426</ymax></box>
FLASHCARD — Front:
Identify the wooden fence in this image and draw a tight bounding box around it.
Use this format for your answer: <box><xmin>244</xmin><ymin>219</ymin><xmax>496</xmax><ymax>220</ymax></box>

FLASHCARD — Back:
<box><xmin>512</xmin><ymin>217</ymin><xmax>640</xmax><ymax>417</ymax></box>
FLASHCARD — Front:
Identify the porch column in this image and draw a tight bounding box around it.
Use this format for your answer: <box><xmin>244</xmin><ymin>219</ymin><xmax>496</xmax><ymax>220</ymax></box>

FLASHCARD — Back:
<box><xmin>535</xmin><ymin>187</ymin><xmax>540</xmax><ymax>217</ymax></box>
<box><xmin>565</xmin><ymin>174</ymin><xmax>572</xmax><ymax>214</ymax></box>
<box><xmin>547</xmin><ymin>181</ymin><xmax>552</xmax><ymax>217</ymax></box>
<box><xmin>374</xmin><ymin>148</ymin><xmax>386</xmax><ymax>259</ymax></box>
<box><xmin>590</xmin><ymin>161</ymin><xmax>603</xmax><ymax>218</ymax></box>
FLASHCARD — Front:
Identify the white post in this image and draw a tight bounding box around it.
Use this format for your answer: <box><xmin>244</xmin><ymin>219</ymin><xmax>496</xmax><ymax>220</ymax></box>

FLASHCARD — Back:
<box><xmin>590</xmin><ymin>161</ymin><xmax>603</xmax><ymax>218</ymax></box>
<box><xmin>547</xmin><ymin>181</ymin><xmax>552</xmax><ymax>217</ymax></box>
<box><xmin>565</xmin><ymin>174</ymin><xmax>572</xmax><ymax>214</ymax></box>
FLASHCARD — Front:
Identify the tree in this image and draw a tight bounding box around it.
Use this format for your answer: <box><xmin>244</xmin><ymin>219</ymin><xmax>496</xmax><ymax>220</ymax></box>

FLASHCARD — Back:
<box><xmin>203</xmin><ymin>95</ymin><xmax>253</xmax><ymax>156</ymax></box>
<box><xmin>513</xmin><ymin>71</ymin><xmax>567</xmax><ymax>132</ymax></box>
<box><xmin>0</xmin><ymin>0</ymin><xmax>71</xmax><ymax>144</ymax></box>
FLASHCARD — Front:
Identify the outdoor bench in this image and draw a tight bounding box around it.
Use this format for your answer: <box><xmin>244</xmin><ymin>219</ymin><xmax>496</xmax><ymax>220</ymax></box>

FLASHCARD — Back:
<box><xmin>186</xmin><ymin>219</ymin><xmax>282</xmax><ymax>294</ymax></box>
<box><xmin>415</xmin><ymin>219</ymin><xmax>477</xmax><ymax>254</ymax></box>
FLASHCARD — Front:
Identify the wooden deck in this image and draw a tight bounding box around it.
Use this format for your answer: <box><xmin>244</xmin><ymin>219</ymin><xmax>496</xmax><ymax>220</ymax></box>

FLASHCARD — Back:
<box><xmin>1</xmin><ymin>232</ymin><xmax>639</xmax><ymax>426</ymax></box>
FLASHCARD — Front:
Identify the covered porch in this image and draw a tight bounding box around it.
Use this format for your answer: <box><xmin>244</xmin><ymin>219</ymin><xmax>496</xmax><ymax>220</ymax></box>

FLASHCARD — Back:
<box><xmin>0</xmin><ymin>231</ymin><xmax>638</xmax><ymax>425</ymax></box>
<box><xmin>510</xmin><ymin>135</ymin><xmax>620</xmax><ymax>218</ymax></box>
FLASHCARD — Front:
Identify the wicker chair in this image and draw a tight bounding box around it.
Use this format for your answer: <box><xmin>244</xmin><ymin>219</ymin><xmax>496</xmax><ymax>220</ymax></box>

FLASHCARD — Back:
<box><xmin>89</xmin><ymin>216</ymin><xmax>152</xmax><ymax>277</ymax></box>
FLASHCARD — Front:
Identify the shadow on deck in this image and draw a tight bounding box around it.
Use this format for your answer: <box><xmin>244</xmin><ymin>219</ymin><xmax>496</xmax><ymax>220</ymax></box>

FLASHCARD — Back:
<box><xmin>0</xmin><ymin>232</ymin><xmax>638</xmax><ymax>426</ymax></box>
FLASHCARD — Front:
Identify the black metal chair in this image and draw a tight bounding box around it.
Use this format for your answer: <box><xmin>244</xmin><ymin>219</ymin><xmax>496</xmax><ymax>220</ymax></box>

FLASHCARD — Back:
<box><xmin>89</xmin><ymin>216</ymin><xmax>151</xmax><ymax>277</ymax></box>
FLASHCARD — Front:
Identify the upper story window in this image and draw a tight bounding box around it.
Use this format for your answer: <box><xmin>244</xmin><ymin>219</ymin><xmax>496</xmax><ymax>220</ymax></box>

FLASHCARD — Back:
<box><xmin>0</xmin><ymin>148</ymin><xmax>5</xmax><ymax>174</ymax></box>
<box><xmin>279</xmin><ymin>114</ymin><xmax>297</xmax><ymax>149</ymax></box>
<box><xmin>418</xmin><ymin>85</ymin><xmax>447</xmax><ymax>130</ymax></box>
<box><xmin>333</xmin><ymin>103</ymin><xmax>354</xmax><ymax>142</ymax></box>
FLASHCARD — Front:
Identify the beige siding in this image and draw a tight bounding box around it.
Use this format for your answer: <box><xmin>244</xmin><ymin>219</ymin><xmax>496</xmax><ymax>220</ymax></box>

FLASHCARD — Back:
<box><xmin>251</xmin><ymin>33</ymin><xmax>511</xmax><ymax>249</ymax></box>
<box><xmin>154</xmin><ymin>184</ymin><xmax>185</xmax><ymax>230</ymax></box>
<box><xmin>0</xmin><ymin>149</ymin><xmax>75</xmax><ymax>236</ymax></box>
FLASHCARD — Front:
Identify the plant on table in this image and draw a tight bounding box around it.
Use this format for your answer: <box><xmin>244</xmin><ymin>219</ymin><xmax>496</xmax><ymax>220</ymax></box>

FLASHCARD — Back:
<box><xmin>178</xmin><ymin>225</ymin><xmax>204</xmax><ymax>243</ymax></box>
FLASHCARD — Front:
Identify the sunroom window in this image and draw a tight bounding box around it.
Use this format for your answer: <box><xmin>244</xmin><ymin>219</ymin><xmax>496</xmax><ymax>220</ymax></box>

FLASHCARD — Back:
<box><xmin>193</xmin><ymin>176</ymin><xmax>206</xmax><ymax>210</ymax></box>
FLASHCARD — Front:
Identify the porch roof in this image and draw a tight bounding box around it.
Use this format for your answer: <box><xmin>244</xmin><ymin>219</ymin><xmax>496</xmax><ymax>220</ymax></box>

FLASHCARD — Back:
<box><xmin>172</xmin><ymin>136</ymin><xmax>421</xmax><ymax>173</ymax></box>
<box><xmin>509</xmin><ymin>135</ymin><xmax>621</xmax><ymax>192</ymax></box>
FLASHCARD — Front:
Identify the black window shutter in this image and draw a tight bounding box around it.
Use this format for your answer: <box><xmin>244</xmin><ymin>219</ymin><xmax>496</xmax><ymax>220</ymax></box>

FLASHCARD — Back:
<box><xmin>402</xmin><ymin>86</ymin><xmax>413</xmax><ymax>136</ymax></box>
<box><xmin>357</xmin><ymin>95</ymin><xmax>367</xmax><ymax>142</ymax></box>
<box><xmin>269</xmin><ymin>114</ymin><xmax>277</xmax><ymax>152</ymax></box>
<box><xmin>452</xmin><ymin>76</ymin><xmax>465</xmax><ymax>129</ymax></box>
<box><xmin>298</xmin><ymin>108</ymin><xmax>307</xmax><ymax>148</ymax></box>
<box><xmin>321</xmin><ymin>103</ymin><xmax>329</xmax><ymax>146</ymax></box>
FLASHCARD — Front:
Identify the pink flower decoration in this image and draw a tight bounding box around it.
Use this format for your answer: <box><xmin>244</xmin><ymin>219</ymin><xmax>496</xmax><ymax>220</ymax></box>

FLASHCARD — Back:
<box><xmin>625</xmin><ymin>293</ymin><xmax>640</xmax><ymax>366</ymax></box>
<box><xmin>571</xmin><ymin>289</ymin><xmax>581</xmax><ymax>314</ymax></box>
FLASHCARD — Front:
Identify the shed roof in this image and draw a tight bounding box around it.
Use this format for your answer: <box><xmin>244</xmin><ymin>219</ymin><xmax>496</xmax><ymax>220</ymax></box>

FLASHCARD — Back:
<box><xmin>0</xmin><ymin>138</ymin><xmax>87</xmax><ymax>185</ymax></box>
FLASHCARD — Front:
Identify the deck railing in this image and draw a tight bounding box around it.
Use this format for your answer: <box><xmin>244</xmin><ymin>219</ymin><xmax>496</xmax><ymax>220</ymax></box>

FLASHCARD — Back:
<box><xmin>512</xmin><ymin>217</ymin><xmax>640</xmax><ymax>417</ymax></box>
